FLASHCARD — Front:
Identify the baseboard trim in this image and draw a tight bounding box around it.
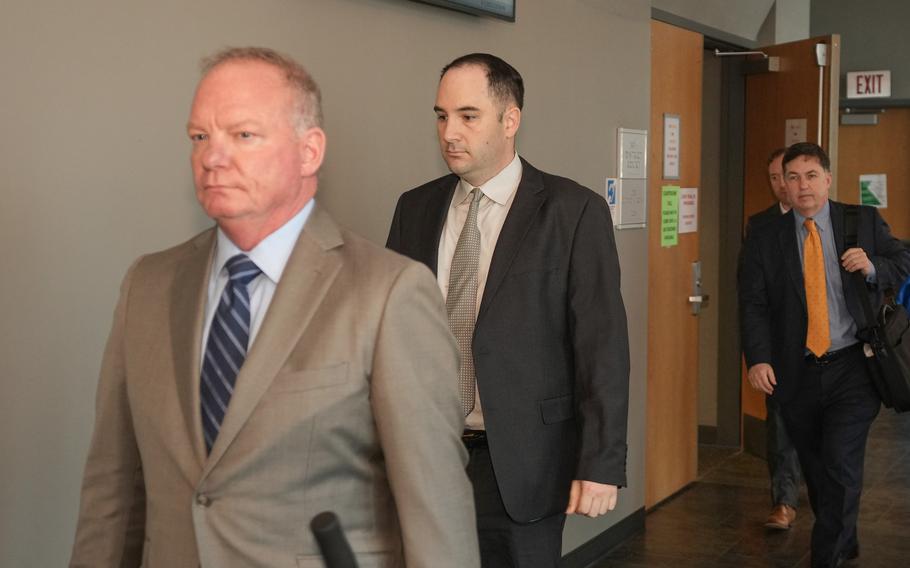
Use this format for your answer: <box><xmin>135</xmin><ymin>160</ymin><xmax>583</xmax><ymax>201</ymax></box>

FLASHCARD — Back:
<box><xmin>559</xmin><ymin>507</ymin><xmax>646</xmax><ymax>568</ymax></box>
<box><xmin>743</xmin><ymin>413</ymin><xmax>767</xmax><ymax>459</ymax></box>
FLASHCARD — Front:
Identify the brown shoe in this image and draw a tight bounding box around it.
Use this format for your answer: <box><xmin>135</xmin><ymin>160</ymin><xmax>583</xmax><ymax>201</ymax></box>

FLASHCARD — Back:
<box><xmin>764</xmin><ymin>504</ymin><xmax>796</xmax><ymax>530</ymax></box>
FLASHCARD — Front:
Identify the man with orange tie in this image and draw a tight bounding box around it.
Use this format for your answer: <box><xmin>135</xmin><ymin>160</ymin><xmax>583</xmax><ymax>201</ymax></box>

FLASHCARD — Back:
<box><xmin>739</xmin><ymin>142</ymin><xmax>910</xmax><ymax>567</ymax></box>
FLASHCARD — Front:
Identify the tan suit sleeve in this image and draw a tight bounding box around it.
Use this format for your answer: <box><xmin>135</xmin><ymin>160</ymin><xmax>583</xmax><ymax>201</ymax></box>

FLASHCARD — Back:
<box><xmin>70</xmin><ymin>259</ymin><xmax>146</xmax><ymax>568</ymax></box>
<box><xmin>370</xmin><ymin>261</ymin><xmax>480</xmax><ymax>567</ymax></box>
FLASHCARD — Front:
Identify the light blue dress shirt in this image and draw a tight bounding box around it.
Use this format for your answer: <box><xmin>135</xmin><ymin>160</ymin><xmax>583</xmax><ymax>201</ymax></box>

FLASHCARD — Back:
<box><xmin>200</xmin><ymin>200</ymin><xmax>315</xmax><ymax>370</ymax></box>
<box><xmin>792</xmin><ymin>201</ymin><xmax>871</xmax><ymax>352</ymax></box>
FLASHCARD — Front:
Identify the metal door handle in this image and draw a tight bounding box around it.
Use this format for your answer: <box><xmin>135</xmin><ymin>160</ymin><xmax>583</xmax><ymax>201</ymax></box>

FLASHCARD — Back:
<box><xmin>688</xmin><ymin>294</ymin><xmax>710</xmax><ymax>305</ymax></box>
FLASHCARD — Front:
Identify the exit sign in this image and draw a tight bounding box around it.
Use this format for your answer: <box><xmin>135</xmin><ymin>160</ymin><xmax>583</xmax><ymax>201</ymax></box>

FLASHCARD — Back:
<box><xmin>846</xmin><ymin>70</ymin><xmax>891</xmax><ymax>99</ymax></box>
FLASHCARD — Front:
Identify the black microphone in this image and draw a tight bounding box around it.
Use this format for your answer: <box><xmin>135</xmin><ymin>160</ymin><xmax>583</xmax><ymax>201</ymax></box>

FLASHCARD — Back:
<box><xmin>310</xmin><ymin>511</ymin><xmax>358</xmax><ymax>568</ymax></box>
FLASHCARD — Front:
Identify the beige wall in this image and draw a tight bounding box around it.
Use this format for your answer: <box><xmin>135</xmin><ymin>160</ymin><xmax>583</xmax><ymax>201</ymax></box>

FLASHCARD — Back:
<box><xmin>0</xmin><ymin>0</ymin><xmax>651</xmax><ymax>564</ymax></box>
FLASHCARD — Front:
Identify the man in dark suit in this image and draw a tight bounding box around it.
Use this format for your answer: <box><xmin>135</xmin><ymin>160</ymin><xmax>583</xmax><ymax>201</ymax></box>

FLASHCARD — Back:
<box><xmin>387</xmin><ymin>53</ymin><xmax>630</xmax><ymax>567</ymax></box>
<box><xmin>740</xmin><ymin>142</ymin><xmax>910</xmax><ymax>567</ymax></box>
<box><xmin>745</xmin><ymin>148</ymin><xmax>790</xmax><ymax>234</ymax></box>
<box><xmin>744</xmin><ymin>148</ymin><xmax>803</xmax><ymax>531</ymax></box>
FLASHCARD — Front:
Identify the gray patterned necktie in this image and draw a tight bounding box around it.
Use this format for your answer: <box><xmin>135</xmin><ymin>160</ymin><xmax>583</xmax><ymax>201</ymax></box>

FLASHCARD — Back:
<box><xmin>447</xmin><ymin>188</ymin><xmax>483</xmax><ymax>416</ymax></box>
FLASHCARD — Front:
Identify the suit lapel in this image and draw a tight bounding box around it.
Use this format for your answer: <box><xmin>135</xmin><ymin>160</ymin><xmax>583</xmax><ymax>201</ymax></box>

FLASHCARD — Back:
<box><xmin>201</xmin><ymin>205</ymin><xmax>344</xmax><ymax>476</ymax></box>
<box><xmin>477</xmin><ymin>159</ymin><xmax>547</xmax><ymax>322</ymax></box>
<box><xmin>170</xmin><ymin>229</ymin><xmax>216</xmax><ymax>468</ymax></box>
<box><xmin>419</xmin><ymin>179</ymin><xmax>457</xmax><ymax>275</ymax></box>
<box><xmin>779</xmin><ymin>211</ymin><xmax>807</xmax><ymax>312</ymax></box>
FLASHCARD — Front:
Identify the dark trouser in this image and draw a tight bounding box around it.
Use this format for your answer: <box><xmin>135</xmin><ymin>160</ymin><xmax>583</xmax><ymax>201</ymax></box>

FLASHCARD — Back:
<box><xmin>465</xmin><ymin>441</ymin><xmax>566</xmax><ymax>568</ymax></box>
<box><xmin>781</xmin><ymin>346</ymin><xmax>881</xmax><ymax>568</ymax></box>
<box><xmin>766</xmin><ymin>394</ymin><xmax>802</xmax><ymax>507</ymax></box>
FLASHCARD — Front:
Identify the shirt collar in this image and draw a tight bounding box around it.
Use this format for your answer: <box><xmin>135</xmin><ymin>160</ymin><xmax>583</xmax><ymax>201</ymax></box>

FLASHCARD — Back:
<box><xmin>213</xmin><ymin>199</ymin><xmax>315</xmax><ymax>284</ymax></box>
<box><xmin>793</xmin><ymin>199</ymin><xmax>831</xmax><ymax>232</ymax></box>
<box><xmin>455</xmin><ymin>152</ymin><xmax>522</xmax><ymax>206</ymax></box>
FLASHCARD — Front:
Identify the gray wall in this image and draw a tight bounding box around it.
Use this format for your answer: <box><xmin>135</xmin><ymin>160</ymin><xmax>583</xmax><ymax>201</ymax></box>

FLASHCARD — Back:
<box><xmin>653</xmin><ymin>0</ymin><xmax>776</xmax><ymax>41</ymax></box>
<box><xmin>811</xmin><ymin>0</ymin><xmax>910</xmax><ymax>101</ymax></box>
<box><xmin>0</xmin><ymin>0</ymin><xmax>650</xmax><ymax>565</ymax></box>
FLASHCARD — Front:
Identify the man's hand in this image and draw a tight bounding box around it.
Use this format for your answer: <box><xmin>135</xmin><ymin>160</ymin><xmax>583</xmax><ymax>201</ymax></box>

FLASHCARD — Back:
<box><xmin>566</xmin><ymin>480</ymin><xmax>618</xmax><ymax>518</ymax></box>
<box><xmin>841</xmin><ymin>247</ymin><xmax>873</xmax><ymax>276</ymax></box>
<box><xmin>747</xmin><ymin>363</ymin><xmax>776</xmax><ymax>395</ymax></box>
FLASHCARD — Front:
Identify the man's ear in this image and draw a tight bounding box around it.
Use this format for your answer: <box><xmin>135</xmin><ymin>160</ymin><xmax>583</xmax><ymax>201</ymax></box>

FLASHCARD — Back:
<box><xmin>502</xmin><ymin>106</ymin><xmax>521</xmax><ymax>139</ymax></box>
<box><xmin>298</xmin><ymin>127</ymin><xmax>327</xmax><ymax>177</ymax></box>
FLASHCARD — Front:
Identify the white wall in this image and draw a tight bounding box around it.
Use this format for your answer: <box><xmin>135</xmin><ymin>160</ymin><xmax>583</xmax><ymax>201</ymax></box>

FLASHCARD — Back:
<box><xmin>0</xmin><ymin>0</ymin><xmax>651</xmax><ymax>565</ymax></box>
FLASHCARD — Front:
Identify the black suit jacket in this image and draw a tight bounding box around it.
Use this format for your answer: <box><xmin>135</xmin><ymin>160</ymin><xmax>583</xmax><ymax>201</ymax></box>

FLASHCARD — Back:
<box><xmin>745</xmin><ymin>203</ymin><xmax>783</xmax><ymax>237</ymax></box>
<box><xmin>387</xmin><ymin>158</ymin><xmax>630</xmax><ymax>523</ymax></box>
<box><xmin>739</xmin><ymin>200</ymin><xmax>910</xmax><ymax>403</ymax></box>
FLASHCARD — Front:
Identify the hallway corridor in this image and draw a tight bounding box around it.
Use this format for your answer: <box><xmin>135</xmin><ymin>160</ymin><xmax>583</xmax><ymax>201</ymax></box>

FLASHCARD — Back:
<box><xmin>595</xmin><ymin>409</ymin><xmax>910</xmax><ymax>567</ymax></box>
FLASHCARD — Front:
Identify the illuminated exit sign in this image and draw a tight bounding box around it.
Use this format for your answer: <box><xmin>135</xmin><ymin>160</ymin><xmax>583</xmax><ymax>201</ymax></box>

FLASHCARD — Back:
<box><xmin>846</xmin><ymin>70</ymin><xmax>891</xmax><ymax>99</ymax></box>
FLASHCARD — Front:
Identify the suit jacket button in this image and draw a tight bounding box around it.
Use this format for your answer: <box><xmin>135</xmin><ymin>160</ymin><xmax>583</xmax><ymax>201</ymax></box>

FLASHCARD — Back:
<box><xmin>195</xmin><ymin>493</ymin><xmax>211</xmax><ymax>507</ymax></box>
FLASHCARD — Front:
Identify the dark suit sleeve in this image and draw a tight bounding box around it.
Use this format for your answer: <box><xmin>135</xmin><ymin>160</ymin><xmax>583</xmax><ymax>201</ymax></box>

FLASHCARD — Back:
<box><xmin>743</xmin><ymin>217</ymin><xmax>755</xmax><ymax>240</ymax></box>
<box><xmin>569</xmin><ymin>196</ymin><xmax>630</xmax><ymax>487</ymax></box>
<box><xmin>867</xmin><ymin>207</ymin><xmax>910</xmax><ymax>289</ymax></box>
<box><xmin>386</xmin><ymin>196</ymin><xmax>403</xmax><ymax>251</ymax></box>
<box><xmin>739</xmin><ymin>232</ymin><xmax>774</xmax><ymax>368</ymax></box>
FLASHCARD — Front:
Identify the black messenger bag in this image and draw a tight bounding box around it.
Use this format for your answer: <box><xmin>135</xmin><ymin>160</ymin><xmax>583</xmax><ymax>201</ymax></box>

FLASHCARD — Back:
<box><xmin>844</xmin><ymin>206</ymin><xmax>910</xmax><ymax>413</ymax></box>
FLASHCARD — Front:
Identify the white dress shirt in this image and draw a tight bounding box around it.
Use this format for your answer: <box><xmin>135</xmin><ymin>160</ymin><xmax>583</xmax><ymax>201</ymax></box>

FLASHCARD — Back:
<box><xmin>437</xmin><ymin>153</ymin><xmax>522</xmax><ymax>429</ymax></box>
<box><xmin>199</xmin><ymin>200</ymin><xmax>314</xmax><ymax>371</ymax></box>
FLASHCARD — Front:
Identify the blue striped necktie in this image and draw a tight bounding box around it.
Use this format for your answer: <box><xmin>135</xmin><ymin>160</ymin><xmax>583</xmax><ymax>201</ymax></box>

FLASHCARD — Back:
<box><xmin>200</xmin><ymin>254</ymin><xmax>262</xmax><ymax>453</ymax></box>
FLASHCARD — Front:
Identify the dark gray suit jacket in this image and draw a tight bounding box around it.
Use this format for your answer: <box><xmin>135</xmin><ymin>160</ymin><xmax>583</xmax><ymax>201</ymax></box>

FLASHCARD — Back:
<box><xmin>739</xmin><ymin>200</ymin><xmax>910</xmax><ymax>403</ymax></box>
<box><xmin>745</xmin><ymin>203</ymin><xmax>783</xmax><ymax>237</ymax></box>
<box><xmin>387</xmin><ymin>158</ymin><xmax>630</xmax><ymax>523</ymax></box>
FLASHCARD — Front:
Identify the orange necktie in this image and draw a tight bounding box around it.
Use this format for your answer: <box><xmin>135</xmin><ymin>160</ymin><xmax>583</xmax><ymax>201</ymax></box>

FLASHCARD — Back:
<box><xmin>804</xmin><ymin>219</ymin><xmax>830</xmax><ymax>357</ymax></box>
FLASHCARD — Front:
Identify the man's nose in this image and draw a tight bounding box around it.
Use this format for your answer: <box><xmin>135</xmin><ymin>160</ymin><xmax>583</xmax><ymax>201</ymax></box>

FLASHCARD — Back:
<box><xmin>442</xmin><ymin>120</ymin><xmax>461</xmax><ymax>142</ymax></box>
<box><xmin>200</xmin><ymin>137</ymin><xmax>229</xmax><ymax>169</ymax></box>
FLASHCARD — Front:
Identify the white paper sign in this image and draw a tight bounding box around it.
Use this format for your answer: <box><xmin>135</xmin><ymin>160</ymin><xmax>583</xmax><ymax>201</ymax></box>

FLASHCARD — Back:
<box><xmin>663</xmin><ymin>114</ymin><xmax>680</xmax><ymax>179</ymax></box>
<box><xmin>678</xmin><ymin>188</ymin><xmax>698</xmax><ymax>234</ymax></box>
<box><xmin>785</xmin><ymin>118</ymin><xmax>807</xmax><ymax>146</ymax></box>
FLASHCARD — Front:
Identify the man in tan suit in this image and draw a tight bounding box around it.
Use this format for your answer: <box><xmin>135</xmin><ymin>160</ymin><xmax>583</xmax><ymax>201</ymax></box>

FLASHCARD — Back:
<box><xmin>70</xmin><ymin>47</ymin><xmax>479</xmax><ymax>567</ymax></box>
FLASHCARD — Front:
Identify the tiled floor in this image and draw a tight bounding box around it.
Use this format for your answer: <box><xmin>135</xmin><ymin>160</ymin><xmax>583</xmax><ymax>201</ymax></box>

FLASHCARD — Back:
<box><xmin>594</xmin><ymin>409</ymin><xmax>910</xmax><ymax>567</ymax></box>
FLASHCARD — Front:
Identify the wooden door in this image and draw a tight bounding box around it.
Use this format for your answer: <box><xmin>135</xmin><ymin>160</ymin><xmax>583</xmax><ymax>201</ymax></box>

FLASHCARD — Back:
<box><xmin>646</xmin><ymin>20</ymin><xmax>703</xmax><ymax>508</ymax></box>
<box><xmin>840</xmin><ymin>107</ymin><xmax>910</xmax><ymax>240</ymax></box>
<box><xmin>741</xmin><ymin>36</ymin><xmax>840</xmax><ymax>442</ymax></box>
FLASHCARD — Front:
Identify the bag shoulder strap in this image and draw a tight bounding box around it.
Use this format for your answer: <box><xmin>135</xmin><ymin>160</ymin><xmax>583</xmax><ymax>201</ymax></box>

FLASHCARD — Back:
<box><xmin>842</xmin><ymin>205</ymin><xmax>878</xmax><ymax>327</ymax></box>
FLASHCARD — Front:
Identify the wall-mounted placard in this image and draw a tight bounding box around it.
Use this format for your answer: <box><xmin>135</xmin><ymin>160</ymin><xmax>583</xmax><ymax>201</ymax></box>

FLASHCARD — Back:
<box><xmin>615</xmin><ymin>128</ymin><xmax>648</xmax><ymax>230</ymax></box>
<box><xmin>662</xmin><ymin>114</ymin><xmax>680</xmax><ymax>180</ymax></box>
<box><xmin>618</xmin><ymin>128</ymin><xmax>647</xmax><ymax>179</ymax></box>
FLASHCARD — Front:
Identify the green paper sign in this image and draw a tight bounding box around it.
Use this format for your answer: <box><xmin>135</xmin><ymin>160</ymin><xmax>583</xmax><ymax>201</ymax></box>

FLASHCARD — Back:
<box><xmin>661</xmin><ymin>185</ymin><xmax>679</xmax><ymax>247</ymax></box>
<box><xmin>859</xmin><ymin>174</ymin><xmax>887</xmax><ymax>208</ymax></box>
<box><xmin>860</xmin><ymin>180</ymin><xmax>880</xmax><ymax>206</ymax></box>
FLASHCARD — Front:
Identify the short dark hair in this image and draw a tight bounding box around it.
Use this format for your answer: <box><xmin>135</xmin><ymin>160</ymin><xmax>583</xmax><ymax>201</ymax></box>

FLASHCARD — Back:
<box><xmin>441</xmin><ymin>53</ymin><xmax>524</xmax><ymax>110</ymax></box>
<box><xmin>767</xmin><ymin>147</ymin><xmax>787</xmax><ymax>165</ymax></box>
<box><xmin>783</xmin><ymin>142</ymin><xmax>831</xmax><ymax>172</ymax></box>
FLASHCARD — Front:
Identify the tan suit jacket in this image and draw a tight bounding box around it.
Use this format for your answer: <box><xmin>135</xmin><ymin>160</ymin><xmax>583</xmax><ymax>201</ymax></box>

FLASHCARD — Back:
<box><xmin>70</xmin><ymin>205</ymin><xmax>479</xmax><ymax>568</ymax></box>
